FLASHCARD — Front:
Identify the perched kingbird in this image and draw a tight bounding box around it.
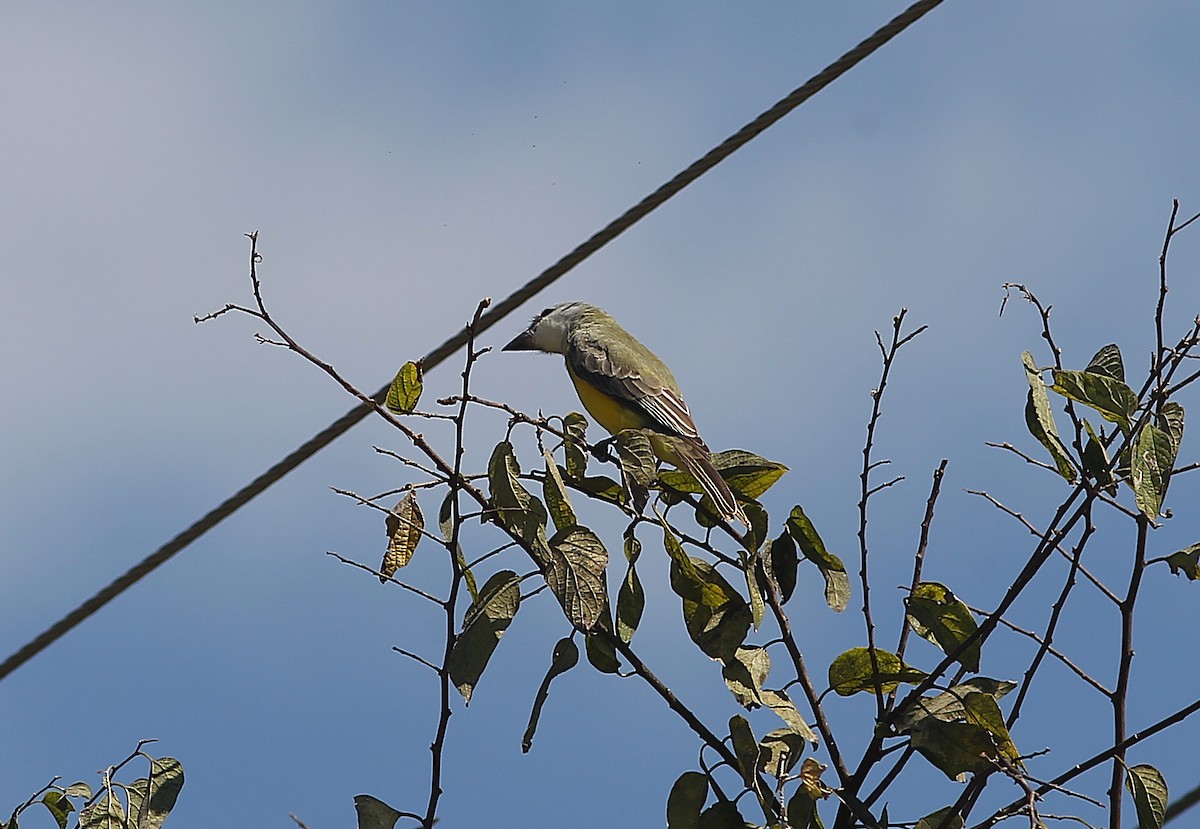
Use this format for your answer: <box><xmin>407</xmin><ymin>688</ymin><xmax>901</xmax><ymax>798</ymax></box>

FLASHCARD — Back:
<box><xmin>504</xmin><ymin>301</ymin><xmax>748</xmax><ymax>527</ymax></box>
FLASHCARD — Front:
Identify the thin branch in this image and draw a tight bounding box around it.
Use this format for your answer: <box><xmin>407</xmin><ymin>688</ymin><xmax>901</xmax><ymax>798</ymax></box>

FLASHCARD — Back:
<box><xmin>968</xmin><ymin>604</ymin><xmax>1108</xmax><ymax>696</ymax></box>
<box><xmin>1007</xmin><ymin>508</ymin><xmax>1100</xmax><ymax>724</ymax></box>
<box><xmin>423</xmin><ymin>297</ymin><xmax>492</xmax><ymax>828</ymax></box>
<box><xmin>859</xmin><ymin>310</ymin><xmax>926</xmax><ymax>724</ymax></box>
<box><xmin>985</xmin><ymin>441</ymin><xmax>1059</xmax><ymax>474</ymax></box>
<box><xmin>1109</xmin><ymin>514</ymin><xmax>1150</xmax><ymax>829</ymax></box>
<box><xmin>896</xmin><ymin>460</ymin><xmax>948</xmax><ymax>667</ymax></box>
<box><xmin>973</xmin><ymin>694</ymin><xmax>1200</xmax><ymax>828</ymax></box>
<box><xmin>966</xmin><ymin>489</ymin><xmax>1119</xmax><ymax>604</ymax></box>
<box><xmin>325</xmin><ymin>551</ymin><xmax>446</xmax><ymax>605</ymax></box>
<box><xmin>392</xmin><ymin>646</ymin><xmax>443</xmax><ymax>675</ymax></box>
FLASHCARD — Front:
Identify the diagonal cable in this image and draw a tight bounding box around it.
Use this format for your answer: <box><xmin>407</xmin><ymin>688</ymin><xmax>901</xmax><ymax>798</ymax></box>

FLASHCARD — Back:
<box><xmin>0</xmin><ymin>0</ymin><xmax>945</xmax><ymax>682</ymax></box>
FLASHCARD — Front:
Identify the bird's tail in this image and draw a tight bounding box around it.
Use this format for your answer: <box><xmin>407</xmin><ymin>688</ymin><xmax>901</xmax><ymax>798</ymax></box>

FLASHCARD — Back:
<box><xmin>664</xmin><ymin>437</ymin><xmax>749</xmax><ymax>529</ymax></box>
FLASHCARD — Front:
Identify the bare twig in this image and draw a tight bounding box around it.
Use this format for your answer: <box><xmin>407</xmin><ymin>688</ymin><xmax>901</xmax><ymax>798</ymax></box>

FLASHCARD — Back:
<box><xmin>859</xmin><ymin>310</ymin><xmax>927</xmax><ymax>722</ymax></box>
<box><xmin>325</xmin><ymin>551</ymin><xmax>445</xmax><ymax>605</ymax></box>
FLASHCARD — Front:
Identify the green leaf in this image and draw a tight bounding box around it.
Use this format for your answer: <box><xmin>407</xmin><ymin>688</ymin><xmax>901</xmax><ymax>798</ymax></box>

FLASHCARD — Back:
<box><xmin>741</xmin><ymin>499</ymin><xmax>770</xmax><ymax>554</ymax></box>
<box><xmin>666</xmin><ymin>771</ymin><xmax>709</xmax><ymax>829</ymax></box>
<box><xmin>1125</xmin><ymin>763</ymin><xmax>1168</xmax><ymax>829</ymax></box>
<box><xmin>786</xmin><ymin>789</ymin><xmax>825</xmax><ymax>829</ymax></box>
<box><xmin>828</xmin><ymin>647</ymin><xmax>926</xmax><ymax>697</ymax></box>
<box><xmin>744</xmin><ymin>558</ymin><xmax>765</xmax><ymax>632</ymax></box>
<box><xmin>78</xmin><ymin>788</ymin><xmax>125</xmax><ymax>829</ymax></box>
<box><xmin>570</xmin><ymin>473</ymin><xmax>627</xmax><ymax>506</ymax></box>
<box><xmin>1132</xmin><ymin>422</ymin><xmax>1177</xmax><ymax>518</ymax></box>
<box><xmin>908</xmin><ymin>692</ymin><xmax>1018</xmax><ymax>781</ymax></box>
<box><xmin>542</xmin><ymin>451</ymin><xmax>577</xmax><ymax>532</ymax></box>
<box><xmin>381</xmin><ymin>491</ymin><xmax>423</xmax><ymax>582</ymax></box>
<box><xmin>447</xmin><ymin>569</ymin><xmax>521</xmax><ymax>702</ymax></box>
<box><xmin>1022</xmin><ymin>352</ymin><xmax>1076</xmax><ymax>481</ymax></box>
<box><xmin>1085</xmin><ymin>343</ymin><xmax>1126</xmax><ymax>382</ymax></box>
<box><xmin>697</xmin><ymin>801</ymin><xmax>744</xmax><ymax>829</ymax></box>
<box><xmin>905</xmin><ymin>582</ymin><xmax>981</xmax><ymax>673</ymax></box>
<box><xmin>661</xmin><ymin>524</ymin><xmax>703</xmax><ymax>593</ymax></box>
<box><xmin>895</xmin><ymin>678</ymin><xmax>1017</xmax><ymax>732</ymax></box>
<box><xmin>722</xmin><ymin>646</ymin><xmax>771</xmax><ymax>708</ymax></box>
<box><xmin>1082</xmin><ymin>420</ymin><xmax>1117</xmax><ymax>494</ymax></box>
<box><xmin>670</xmin><ymin>556</ymin><xmax>752</xmax><ymax>661</ymax></box>
<box><xmin>562</xmin><ymin>412</ymin><xmax>590</xmax><ymax>479</ymax></box>
<box><xmin>1159</xmin><ymin>402</ymin><xmax>1185</xmax><ymax>456</ymax></box>
<box><xmin>961</xmin><ymin>692</ymin><xmax>1020</xmax><ymax>765</ymax></box>
<box><xmin>758</xmin><ymin>729</ymin><xmax>807</xmax><ymax>778</ymax></box>
<box><xmin>353</xmin><ymin>794</ymin><xmax>403</xmax><ymax>829</ymax></box>
<box><xmin>125</xmin><ymin>756</ymin><xmax>184</xmax><ymax>829</ymax></box>
<box><xmin>660</xmin><ymin>450</ymin><xmax>788</xmax><ymax>500</ymax></box>
<box><xmin>915</xmin><ymin>807</ymin><xmax>963</xmax><ymax>829</ymax></box>
<box><xmin>617</xmin><ymin>534</ymin><xmax>644</xmax><ymax>643</ymax></box>
<box><xmin>488</xmin><ymin>441</ymin><xmax>549</xmax><ymax>557</ymax></box>
<box><xmin>616</xmin><ymin>559</ymin><xmax>644</xmax><ymax>643</ymax></box>
<box><xmin>785</xmin><ymin>506</ymin><xmax>849</xmax><ymax>612</ymax></box>
<box><xmin>437</xmin><ymin>489</ymin><xmax>455</xmax><ymax>541</ymax></box>
<box><xmin>909</xmin><ymin>717</ymin><xmax>1000</xmax><ymax>782</ymax></box>
<box><xmin>63</xmin><ymin>783</ymin><xmax>93</xmax><ymax>799</ymax></box>
<box><xmin>713</xmin><ymin>450</ymin><xmax>789</xmax><ymax>499</ymax></box>
<box><xmin>760</xmin><ymin>688</ymin><xmax>818</xmax><ymax>744</ymax></box>
<box><xmin>522</xmin><ymin>637</ymin><xmax>580</xmax><ymax>753</ymax></box>
<box><xmin>728</xmin><ymin>715</ymin><xmax>760</xmax><ymax>790</ymax></box>
<box><xmin>1051</xmin><ymin>367</ymin><xmax>1138</xmax><ymax>432</ymax></box>
<box><xmin>545</xmin><ymin>526</ymin><xmax>609</xmax><ymax>630</ymax></box>
<box><xmin>383</xmin><ymin>361</ymin><xmax>423</xmax><ymax>415</ymax></box>
<box><xmin>766</xmin><ymin>531</ymin><xmax>798</xmax><ymax>603</ymax></box>
<box><xmin>615</xmin><ymin>428</ymin><xmax>658</xmax><ymax>487</ymax></box>
<box><xmin>584</xmin><ymin>629</ymin><xmax>621</xmax><ymax>674</ymax></box>
<box><xmin>40</xmin><ymin>793</ymin><xmax>73</xmax><ymax>829</ymax></box>
<box><xmin>1166</xmin><ymin>543</ymin><xmax>1200</xmax><ymax>580</ymax></box>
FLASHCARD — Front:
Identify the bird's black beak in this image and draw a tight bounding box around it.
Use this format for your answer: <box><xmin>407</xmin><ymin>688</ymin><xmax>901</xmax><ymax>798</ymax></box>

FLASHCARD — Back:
<box><xmin>503</xmin><ymin>330</ymin><xmax>536</xmax><ymax>351</ymax></box>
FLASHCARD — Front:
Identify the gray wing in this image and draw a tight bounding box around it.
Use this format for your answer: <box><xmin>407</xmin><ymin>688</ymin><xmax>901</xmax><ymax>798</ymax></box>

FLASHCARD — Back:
<box><xmin>568</xmin><ymin>333</ymin><xmax>703</xmax><ymax>443</ymax></box>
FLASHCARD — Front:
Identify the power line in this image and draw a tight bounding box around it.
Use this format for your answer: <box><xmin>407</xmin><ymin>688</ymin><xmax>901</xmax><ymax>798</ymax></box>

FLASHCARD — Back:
<box><xmin>0</xmin><ymin>0</ymin><xmax>946</xmax><ymax>682</ymax></box>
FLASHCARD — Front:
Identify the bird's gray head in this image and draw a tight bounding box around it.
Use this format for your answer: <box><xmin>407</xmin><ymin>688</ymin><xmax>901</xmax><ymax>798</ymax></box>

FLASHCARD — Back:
<box><xmin>503</xmin><ymin>301</ymin><xmax>597</xmax><ymax>355</ymax></box>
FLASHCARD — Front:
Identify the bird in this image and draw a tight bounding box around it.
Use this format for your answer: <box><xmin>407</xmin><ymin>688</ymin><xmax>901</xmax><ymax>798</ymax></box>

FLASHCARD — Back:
<box><xmin>503</xmin><ymin>301</ymin><xmax>748</xmax><ymax>527</ymax></box>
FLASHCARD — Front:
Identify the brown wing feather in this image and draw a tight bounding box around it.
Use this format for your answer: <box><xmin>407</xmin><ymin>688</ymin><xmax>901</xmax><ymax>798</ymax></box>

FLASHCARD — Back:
<box><xmin>673</xmin><ymin>438</ymin><xmax>748</xmax><ymax>526</ymax></box>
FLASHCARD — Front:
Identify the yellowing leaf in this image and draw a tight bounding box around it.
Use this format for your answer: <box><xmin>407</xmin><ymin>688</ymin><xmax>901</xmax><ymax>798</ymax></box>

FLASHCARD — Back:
<box><xmin>828</xmin><ymin>647</ymin><xmax>926</xmax><ymax>696</ymax></box>
<box><xmin>381</xmin><ymin>492</ymin><xmax>423</xmax><ymax>582</ymax></box>
<box><xmin>905</xmin><ymin>582</ymin><xmax>980</xmax><ymax>673</ymax></box>
<box><xmin>384</xmin><ymin>361</ymin><xmax>423</xmax><ymax>414</ymax></box>
<box><xmin>1166</xmin><ymin>543</ymin><xmax>1200</xmax><ymax>580</ymax></box>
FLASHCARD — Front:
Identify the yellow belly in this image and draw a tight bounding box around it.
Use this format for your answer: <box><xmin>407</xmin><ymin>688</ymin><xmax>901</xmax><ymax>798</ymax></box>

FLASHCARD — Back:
<box><xmin>567</xmin><ymin>361</ymin><xmax>651</xmax><ymax>436</ymax></box>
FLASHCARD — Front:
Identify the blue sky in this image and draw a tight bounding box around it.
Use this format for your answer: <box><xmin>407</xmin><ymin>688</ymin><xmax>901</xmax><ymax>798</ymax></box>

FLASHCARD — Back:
<box><xmin>4</xmin><ymin>3</ymin><xmax>1200</xmax><ymax>827</ymax></box>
